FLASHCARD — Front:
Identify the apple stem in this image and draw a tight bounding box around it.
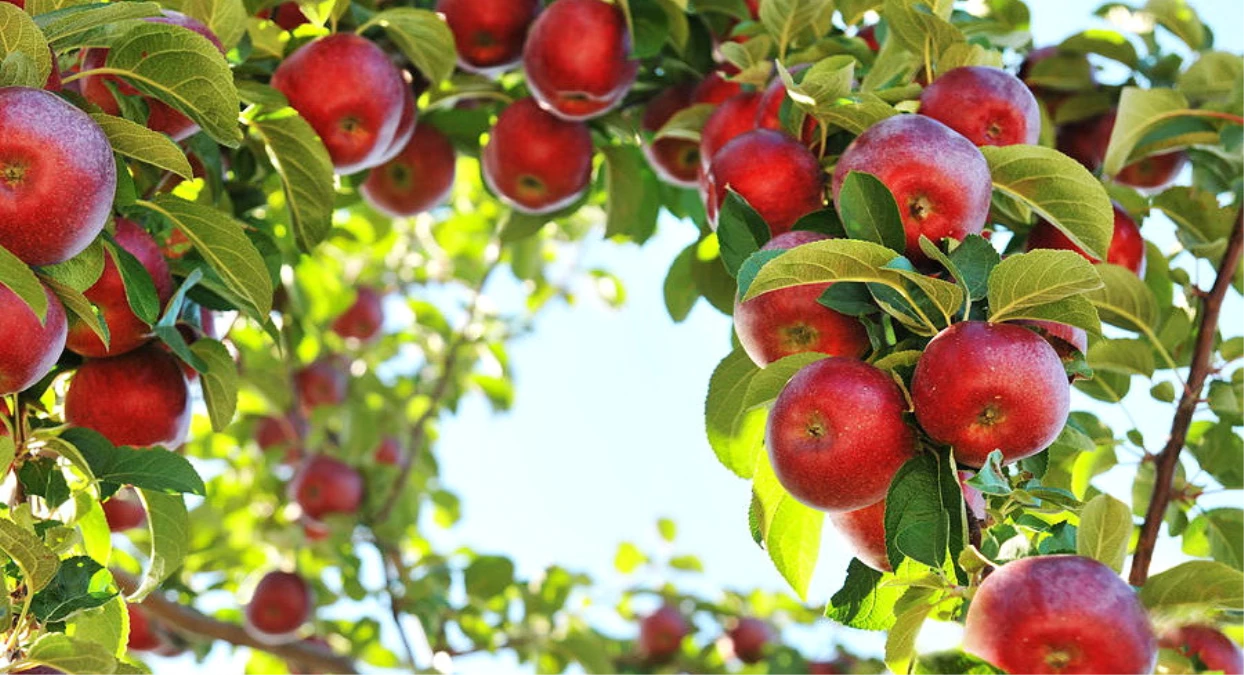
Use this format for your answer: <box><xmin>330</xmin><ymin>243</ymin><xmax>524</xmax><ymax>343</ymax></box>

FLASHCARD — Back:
<box><xmin>1129</xmin><ymin>208</ymin><xmax>1244</xmax><ymax>586</ymax></box>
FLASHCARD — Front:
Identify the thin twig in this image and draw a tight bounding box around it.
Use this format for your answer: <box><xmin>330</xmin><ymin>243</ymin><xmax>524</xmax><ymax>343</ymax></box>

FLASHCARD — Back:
<box><xmin>379</xmin><ymin>544</ymin><xmax>421</xmax><ymax>674</ymax></box>
<box><xmin>1129</xmin><ymin>210</ymin><xmax>1243</xmax><ymax>586</ymax></box>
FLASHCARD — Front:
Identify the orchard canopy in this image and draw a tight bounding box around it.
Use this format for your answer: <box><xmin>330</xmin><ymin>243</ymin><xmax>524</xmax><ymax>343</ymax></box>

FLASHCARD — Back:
<box><xmin>0</xmin><ymin>0</ymin><xmax>1242</xmax><ymax>672</ymax></box>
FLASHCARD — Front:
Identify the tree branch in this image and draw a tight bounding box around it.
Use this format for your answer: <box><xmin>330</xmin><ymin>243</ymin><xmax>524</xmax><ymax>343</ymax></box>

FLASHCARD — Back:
<box><xmin>378</xmin><ymin>544</ymin><xmax>422</xmax><ymax>673</ymax></box>
<box><xmin>1130</xmin><ymin>210</ymin><xmax>1244</xmax><ymax>586</ymax></box>
<box><xmin>112</xmin><ymin>571</ymin><xmax>358</xmax><ymax>674</ymax></box>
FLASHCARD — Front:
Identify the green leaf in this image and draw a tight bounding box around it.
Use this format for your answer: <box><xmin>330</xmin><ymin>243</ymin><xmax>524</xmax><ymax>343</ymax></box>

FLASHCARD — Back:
<box><xmin>59</xmin><ymin>427</ymin><xmax>207</xmax><ymax>495</ymax></box>
<box><xmin>753</xmin><ymin>453</ymin><xmax>823</xmax><ymax>599</ymax></box>
<box><xmin>0</xmin><ymin>518</ymin><xmax>60</xmax><ymax>593</ymax></box>
<box><xmin>138</xmin><ymin>195</ymin><xmax>273</xmax><ymax>321</ymax></box>
<box><xmin>1183</xmin><ymin>508</ymin><xmax>1244</xmax><ymax>570</ymax></box>
<box><xmin>759</xmin><ymin>0</ymin><xmax>832</xmax><ymax>58</ymax></box>
<box><xmin>657</xmin><ymin>518</ymin><xmax>677</xmax><ymax>542</ymax></box>
<box><xmin>654</xmin><ymin>103</ymin><xmax>715</xmax><ymax>142</ymax></box>
<box><xmin>1</xmin><ymin>50</ymin><xmax>40</xmax><ymax>88</ymax></box>
<box><xmin>191</xmin><ymin>338</ymin><xmax>237</xmax><ymax>432</ymax></box>
<box><xmin>936</xmin><ymin>42</ymin><xmax>1002</xmax><ymax>73</ymax></box>
<box><xmin>357</xmin><ymin>8</ymin><xmax>456</xmax><ymax>84</ymax></box>
<box><xmin>718</xmin><ymin>190</ymin><xmax>772</xmax><ymax>277</ymax></box>
<box><xmin>162</xmin><ymin>0</ymin><xmax>247</xmax><ymax>50</ymax></box>
<box><xmin>1189</xmin><ymin>422</ymin><xmax>1243</xmax><ymax>490</ymax></box>
<box><xmin>946</xmin><ymin>235</ymin><xmax>1000</xmax><ymax>302</ymax></box>
<box><xmin>777</xmin><ymin>56</ymin><xmax>856</xmax><ymax>117</ymax></box>
<box><xmin>813</xmin><ymin>93</ymin><xmax>897</xmax><ymax>135</ymax></box>
<box><xmin>1103</xmin><ymin>88</ymin><xmax>1218</xmax><ymax>177</ymax></box>
<box><xmin>914</xmin><ymin>650</ymin><xmax>1005</xmax><ymax>674</ymax></box>
<box><xmin>89</xmin><ymin>113</ymin><xmax>193</xmax><ymax>179</ymax></box>
<box><xmin>885</xmin><ymin>588</ymin><xmax>937</xmax><ymax>674</ymax></box>
<box><xmin>966</xmin><ymin>450</ymin><xmax>1011</xmax><ymax>495</ymax></box>
<box><xmin>824</xmin><ymin>559</ymin><xmax>902</xmax><ymax>630</ymax></box>
<box><xmin>1087</xmin><ymin>263</ymin><xmax>1159</xmax><ymax>333</ymax></box>
<box><xmin>39</xmin><ymin>238</ymin><xmax>106</xmax><ymax>293</ymax></box>
<box><xmin>885</xmin><ymin>451</ymin><xmax>964</xmax><ymax>572</ymax></box>
<box><xmin>464</xmin><ymin>555</ymin><xmax>515</xmax><ymax>600</ymax></box>
<box><xmin>614</xmin><ymin>542</ymin><xmax>646</xmax><ymax>573</ymax></box>
<box><xmin>882</xmin><ymin>0</ymin><xmax>964</xmax><ymax>65</ymax></box>
<box><xmin>663</xmin><ymin>243</ymin><xmax>700</xmax><ymax>322</ymax></box>
<box><xmin>17</xmin><ymin>458</ymin><xmax>71</xmax><ymax>509</ymax></box>
<box><xmin>601</xmin><ymin>145</ymin><xmax>659</xmax><ymax>243</ymax></box>
<box><xmin>31</xmin><ymin>556</ymin><xmax>117</xmax><ymax>622</ymax></box>
<box><xmin>980</xmin><ymin>145</ymin><xmax>1114</xmax><ymax>261</ymax></box>
<box><xmin>1152</xmin><ymin>187</ymin><xmax>1239</xmax><ymax>261</ymax></box>
<box><xmin>37</xmin><ymin>2</ymin><xmax>161</xmax><ymax>48</ymax></box>
<box><xmin>0</xmin><ymin>3</ymin><xmax>53</xmax><ymax>87</ymax></box>
<box><xmin>668</xmin><ymin>554</ymin><xmax>703</xmax><ymax>571</ymax></box>
<box><xmin>102</xmin><ymin>21</ymin><xmax>242</xmax><ymax>146</ymax></box>
<box><xmin>130</xmin><ymin>489</ymin><xmax>188</xmax><ymax>601</ymax></box>
<box><xmin>1138</xmin><ymin>560</ymin><xmax>1244</xmax><ymax>611</ymax></box>
<box><xmin>40</xmin><ymin>275</ymin><xmax>109</xmax><ymax>345</ymax></box>
<box><xmin>106</xmin><ymin>238</ymin><xmax>160</xmax><ymax>326</ymax></box>
<box><xmin>1076</xmin><ymin>494</ymin><xmax>1132</xmax><ymax>572</ymax></box>
<box><xmin>67</xmin><ymin>595</ymin><xmax>129</xmax><ymax>658</ymax></box>
<box><xmin>248</xmin><ymin>102</ymin><xmax>336</xmax><ymax>252</ymax></box>
<box><xmin>1144</xmin><ymin>0</ymin><xmax>1205</xmax><ymax>50</ymax></box>
<box><xmin>0</xmin><ymin>243</ymin><xmax>49</xmax><ymax>322</ymax></box>
<box><xmin>1058</xmin><ymin>29</ymin><xmax>1138</xmax><ymax>68</ymax></box>
<box><xmin>836</xmin><ymin>171</ymin><xmax>906</xmax><ymax>254</ymax></box>
<box><xmin>986</xmin><ymin>249</ymin><xmax>1103</xmax><ymax>330</ymax></box>
<box><xmin>1178</xmin><ymin>52</ymin><xmax>1244</xmax><ymax>103</ymax></box>
<box><xmin>1086</xmin><ymin>338</ymin><xmax>1156</xmax><ymax>378</ymax></box>
<box><xmin>23</xmin><ymin>633</ymin><xmax>118</xmax><ymax>675</ymax></box>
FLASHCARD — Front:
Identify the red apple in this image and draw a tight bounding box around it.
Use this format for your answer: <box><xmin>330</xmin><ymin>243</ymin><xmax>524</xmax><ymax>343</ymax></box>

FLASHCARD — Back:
<box><xmin>912</xmin><ymin>321</ymin><xmax>1070</xmax><ymax>467</ymax></box>
<box><xmin>1160</xmin><ymin>625</ymin><xmax>1243</xmax><ymax>675</ymax></box>
<box><xmin>706</xmin><ymin>130</ymin><xmax>826</xmax><ymax>234</ymax></box>
<box><xmin>256</xmin><ymin>415</ymin><xmax>303</xmax><ymax>452</ymax></box>
<box><xmin>1057</xmin><ymin>110</ymin><xmax>1188</xmax><ymax>189</ymax></box>
<box><xmin>728</xmin><ymin>617</ymin><xmax>772</xmax><ymax>664</ymax></box>
<box><xmin>271</xmin><ymin>34</ymin><xmax>408</xmax><ymax>173</ymax></box>
<box><xmin>857</xmin><ymin>25</ymin><xmax>879</xmax><ymax>51</ymax></box>
<box><xmin>1115</xmin><ymin>150</ymin><xmax>1188</xmax><ymax>190</ymax></box>
<box><xmin>755</xmin><ymin>68</ymin><xmax>819</xmax><ymax>146</ymax></box>
<box><xmin>330</xmin><ymin>287</ymin><xmax>386</xmax><ymax>341</ymax></box>
<box><xmin>831</xmin><ymin>115</ymin><xmax>991</xmax><ymax>263</ymax></box>
<box><xmin>521</xmin><ymin>0</ymin><xmax>638</xmax><ymax>121</ymax></box>
<box><xmin>919</xmin><ymin>66</ymin><xmax>1040</xmax><ymax>146</ymax></box>
<box><xmin>65</xmin><ymin>345</ymin><xmax>191</xmax><ymax>448</ymax></box>
<box><xmin>767</xmin><ymin>358</ymin><xmax>916</xmax><ymax>512</ymax></box>
<box><xmin>439</xmin><ymin>0</ymin><xmax>541</xmax><ymax>74</ymax></box>
<box><xmin>258</xmin><ymin>2</ymin><xmax>308</xmax><ymax>31</ymax></box>
<box><xmin>1025</xmin><ymin>204</ymin><xmax>1146</xmax><ymax>276</ymax></box>
<box><xmin>66</xmin><ymin>218</ymin><xmax>174</xmax><ymax>358</ymax></box>
<box><xmin>0</xmin><ymin>87</ymin><xmax>116</xmax><ymax>266</ymax></box>
<box><xmin>374</xmin><ymin>436</ymin><xmax>403</xmax><ymax>466</ymax></box>
<box><xmin>370</xmin><ymin>84</ymin><xmax>419</xmax><ymax>167</ymax></box>
<box><xmin>642</xmin><ymin>83</ymin><xmax>700</xmax><ymax>188</ymax></box>
<box><xmin>482</xmin><ymin>98</ymin><xmax>594</xmax><ymax>214</ymax></box>
<box><xmin>294</xmin><ymin>358</ymin><xmax>348</xmax><ymax>413</ymax></box>
<box><xmin>246</xmin><ymin>571</ymin><xmax>313</xmax><ymax>639</ymax></box>
<box><xmin>361</xmin><ymin>124</ymin><xmax>457</xmax><ymax>217</ymax></box>
<box><xmin>691</xmin><ymin>69</ymin><xmax>744</xmax><ymax>105</ymax></box>
<box><xmin>639</xmin><ymin>605</ymin><xmax>689</xmax><ymax>662</ymax></box>
<box><xmin>0</xmin><ymin>282</ymin><xmax>67</xmax><ymax>396</ymax></box>
<box><xmin>302</xmin><ymin>517</ymin><xmax>331</xmax><ymax>542</ymax></box>
<box><xmin>699</xmin><ymin>91</ymin><xmax>762</xmax><ymax>170</ymax></box>
<box><xmin>963</xmin><ymin>555</ymin><xmax>1157</xmax><ymax>674</ymax></box>
<box><xmin>734</xmin><ymin>231</ymin><xmax>868</xmax><ymax>366</ymax></box>
<box><xmin>291</xmin><ymin>455</ymin><xmax>364</xmax><ymax>519</ymax></box>
<box><xmin>127</xmin><ymin>604</ymin><xmax>162</xmax><ymax>651</ymax></box>
<box><xmin>1014</xmin><ymin>320</ymin><xmax>1089</xmax><ymax>357</ymax></box>
<box><xmin>102</xmin><ymin>490</ymin><xmax>147</xmax><ymax>532</ymax></box>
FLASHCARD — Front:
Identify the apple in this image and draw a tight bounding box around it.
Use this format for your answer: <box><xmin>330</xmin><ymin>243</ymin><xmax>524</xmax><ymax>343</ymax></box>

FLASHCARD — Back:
<box><xmin>1160</xmin><ymin>625</ymin><xmax>1243</xmax><ymax>675</ymax></box>
<box><xmin>733</xmin><ymin>231</ymin><xmax>869</xmax><ymax>366</ymax></box>
<box><xmin>728</xmin><ymin>617</ymin><xmax>772</xmax><ymax>664</ymax></box>
<box><xmin>271</xmin><ymin>34</ymin><xmax>408</xmax><ymax>173</ymax></box>
<box><xmin>706</xmin><ymin>130</ymin><xmax>826</xmax><ymax>234</ymax></box>
<box><xmin>1025</xmin><ymin>204</ymin><xmax>1146</xmax><ymax>276</ymax></box>
<box><xmin>639</xmin><ymin>605</ymin><xmax>689</xmax><ymax>662</ymax></box>
<box><xmin>102</xmin><ymin>489</ymin><xmax>148</xmax><ymax>532</ymax></box>
<box><xmin>361</xmin><ymin>124</ymin><xmax>457</xmax><ymax>217</ymax></box>
<box><xmin>374</xmin><ymin>436</ymin><xmax>403</xmax><ymax>466</ymax></box>
<box><xmin>127</xmin><ymin>604</ymin><xmax>163</xmax><ymax>651</ymax></box>
<box><xmin>291</xmin><ymin>455</ymin><xmax>364</xmax><ymax>520</ymax></box>
<box><xmin>959</xmin><ymin>470</ymin><xmax>988</xmax><ymax>523</ymax></box>
<box><xmin>1014</xmin><ymin>320</ymin><xmax>1088</xmax><ymax>359</ymax></box>
<box><xmin>65</xmin><ymin>345</ymin><xmax>191</xmax><ymax>448</ymax></box>
<box><xmin>1057</xmin><ymin>110</ymin><xmax>1188</xmax><ymax>189</ymax></box>
<box><xmin>755</xmin><ymin>67</ymin><xmax>819</xmax><ymax>146</ymax></box>
<box><xmin>1116</xmin><ymin>151</ymin><xmax>1188</xmax><ymax>190</ymax></box>
<box><xmin>767</xmin><ymin>357</ymin><xmax>916</xmax><ymax>512</ymax></box>
<box><xmin>918</xmin><ymin>66</ymin><xmax>1040</xmax><ymax>146</ymax></box>
<box><xmin>522</xmin><ymin>0</ymin><xmax>638</xmax><ymax>121</ymax></box>
<box><xmin>246</xmin><ymin>571</ymin><xmax>313</xmax><ymax>640</ymax></box>
<box><xmin>330</xmin><ymin>287</ymin><xmax>386</xmax><ymax>341</ymax></box>
<box><xmin>641</xmin><ymin>83</ymin><xmax>700</xmax><ymax>188</ymax></box>
<box><xmin>0</xmin><ymin>87</ymin><xmax>116</xmax><ymax>266</ymax></box>
<box><xmin>831</xmin><ymin>115</ymin><xmax>991</xmax><ymax>263</ymax></box>
<box><xmin>294</xmin><ymin>358</ymin><xmax>348</xmax><ymax>413</ymax></box>
<box><xmin>65</xmin><ymin>218</ymin><xmax>174</xmax><ymax>358</ymax></box>
<box><xmin>303</xmin><ymin>517</ymin><xmax>331</xmax><ymax>542</ymax></box>
<box><xmin>963</xmin><ymin>555</ymin><xmax>1157</xmax><ymax>674</ymax></box>
<box><xmin>912</xmin><ymin>321</ymin><xmax>1070</xmax><ymax>467</ymax></box>
<box><xmin>691</xmin><ymin>69</ymin><xmax>744</xmax><ymax>105</ymax></box>
<box><xmin>370</xmin><ymin>84</ymin><xmax>419</xmax><ymax>167</ymax></box>
<box><xmin>79</xmin><ymin>11</ymin><xmax>225</xmax><ymax>142</ymax></box>
<box><xmin>857</xmin><ymin>24</ymin><xmax>879</xmax><ymax>51</ymax></box>
<box><xmin>482</xmin><ymin>98</ymin><xmax>594</xmax><ymax>214</ymax></box>
<box><xmin>257</xmin><ymin>2</ymin><xmax>308</xmax><ymax>31</ymax></box>
<box><xmin>0</xmin><ymin>282</ymin><xmax>67</xmax><ymax>396</ymax></box>
<box><xmin>439</xmin><ymin>0</ymin><xmax>541</xmax><ymax>74</ymax></box>
<box><xmin>699</xmin><ymin>91</ymin><xmax>762</xmax><ymax>170</ymax></box>
<box><xmin>256</xmin><ymin>415</ymin><xmax>304</xmax><ymax>452</ymax></box>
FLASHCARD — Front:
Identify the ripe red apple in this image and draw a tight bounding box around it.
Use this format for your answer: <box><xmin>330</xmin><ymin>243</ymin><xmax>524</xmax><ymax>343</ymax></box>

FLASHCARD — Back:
<box><xmin>127</xmin><ymin>604</ymin><xmax>162</xmax><ymax>651</ymax></box>
<box><xmin>0</xmin><ymin>87</ymin><xmax>116</xmax><ymax>266</ymax></box>
<box><xmin>0</xmin><ymin>282</ymin><xmax>67</xmax><ymax>396</ymax></box>
<box><xmin>912</xmin><ymin>321</ymin><xmax>1069</xmax><ymax>467</ymax></box>
<box><xmin>257</xmin><ymin>2</ymin><xmax>308</xmax><ymax>31</ymax></box>
<box><xmin>271</xmin><ymin>34</ymin><xmax>408</xmax><ymax>173</ymax></box>
<box><xmin>302</xmin><ymin>516</ymin><xmax>331</xmax><ymax>542</ymax></box>
<box><xmin>1160</xmin><ymin>625</ymin><xmax>1243</xmax><ymax>675</ymax></box>
<box><xmin>374</xmin><ymin>436</ymin><xmax>403</xmax><ymax>466</ymax></box>
<box><xmin>294</xmin><ymin>358</ymin><xmax>348</xmax><ymax>413</ymax></box>
<box><xmin>65</xmin><ymin>345</ymin><xmax>191</xmax><ymax>448</ymax></box>
<box><xmin>1026</xmin><ymin>204</ymin><xmax>1146</xmax><ymax>276</ymax></box>
<box><xmin>1115</xmin><ymin>151</ymin><xmax>1188</xmax><ymax>190</ymax></box>
<box><xmin>439</xmin><ymin>0</ymin><xmax>541</xmax><ymax>74</ymax></box>
<box><xmin>522</xmin><ymin>0</ymin><xmax>638</xmax><ymax>120</ymax></box>
<box><xmin>728</xmin><ymin>617</ymin><xmax>772</xmax><ymax>664</ymax></box>
<box><xmin>79</xmin><ymin>11</ymin><xmax>225</xmax><ymax>141</ymax></box>
<box><xmin>963</xmin><ymin>555</ymin><xmax>1157</xmax><ymax>674</ymax></box>
<box><xmin>919</xmin><ymin>66</ymin><xmax>1040</xmax><ymax>146</ymax></box>
<box><xmin>755</xmin><ymin>68</ymin><xmax>819</xmax><ymax>146</ymax></box>
<box><xmin>699</xmin><ymin>91</ymin><xmax>762</xmax><ymax>170</ymax></box>
<box><xmin>246</xmin><ymin>571</ymin><xmax>313</xmax><ymax>640</ymax></box>
<box><xmin>65</xmin><ymin>219</ymin><xmax>174</xmax><ymax>358</ymax></box>
<box><xmin>102</xmin><ymin>489</ymin><xmax>147</xmax><ymax>532</ymax></box>
<box><xmin>857</xmin><ymin>25</ymin><xmax>879</xmax><ymax>51</ymax></box>
<box><xmin>1014</xmin><ymin>320</ymin><xmax>1089</xmax><ymax>358</ymax></box>
<box><xmin>371</xmin><ymin>84</ymin><xmax>419</xmax><ymax>167</ymax></box>
<box><xmin>831</xmin><ymin>115</ymin><xmax>991</xmax><ymax>263</ymax></box>
<box><xmin>706</xmin><ymin>130</ymin><xmax>826</xmax><ymax>234</ymax></box>
<box><xmin>734</xmin><ymin>231</ymin><xmax>868</xmax><ymax>366</ymax></box>
<box><xmin>691</xmin><ymin>69</ymin><xmax>744</xmax><ymax>105</ymax></box>
<box><xmin>767</xmin><ymin>358</ymin><xmax>916</xmax><ymax>512</ymax></box>
<box><xmin>330</xmin><ymin>287</ymin><xmax>386</xmax><ymax>341</ymax></box>
<box><xmin>291</xmin><ymin>455</ymin><xmax>364</xmax><ymax>519</ymax></box>
<box><xmin>482</xmin><ymin>98</ymin><xmax>594</xmax><ymax>214</ymax></box>
<box><xmin>641</xmin><ymin>83</ymin><xmax>700</xmax><ymax>188</ymax></box>
<box><xmin>639</xmin><ymin>605</ymin><xmax>689</xmax><ymax>662</ymax></box>
<box><xmin>256</xmin><ymin>414</ymin><xmax>304</xmax><ymax>453</ymax></box>
<box><xmin>361</xmin><ymin>124</ymin><xmax>457</xmax><ymax>217</ymax></box>
<box><xmin>1057</xmin><ymin>110</ymin><xmax>1188</xmax><ymax>189</ymax></box>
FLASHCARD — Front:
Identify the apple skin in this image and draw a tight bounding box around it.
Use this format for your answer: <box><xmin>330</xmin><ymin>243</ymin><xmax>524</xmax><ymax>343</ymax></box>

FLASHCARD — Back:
<box><xmin>65</xmin><ymin>345</ymin><xmax>191</xmax><ymax>448</ymax></box>
<box><xmin>374</xmin><ymin>436</ymin><xmax>403</xmax><ymax>466</ymax></box>
<box><xmin>755</xmin><ymin>68</ymin><xmax>818</xmax><ymax>146</ymax></box>
<box><xmin>691</xmin><ymin>69</ymin><xmax>744</xmax><ymax>105</ymax></box>
<box><xmin>1026</xmin><ymin>204</ymin><xmax>1146</xmax><ymax>277</ymax></box>
<box><xmin>638</xmin><ymin>605</ymin><xmax>689</xmax><ymax>662</ymax></box>
<box><xmin>256</xmin><ymin>415</ymin><xmax>304</xmax><ymax>453</ymax></box>
<box><xmin>728</xmin><ymin>618</ymin><xmax>772</xmax><ymax>664</ymax></box>
<box><xmin>0</xmin><ymin>282</ymin><xmax>67</xmax><ymax>396</ymax></box>
<box><xmin>522</xmin><ymin>0</ymin><xmax>638</xmax><ymax>121</ymax></box>
<box><xmin>271</xmin><ymin>34</ymin><xmax>407</xmax><ymax>174</ymax></box>
<box><xmin>294</xmin><ymin>358</ymin><xmax>348</xmax><ymax>413</ymax></box>
<box><xmin>257</xmin><ymin>3</ymin><xmax>309</xmax><ymax>31</ymax></box>
<box><xmin>361</xmin><ymin>124</ymin><xmax>457</xmax><ymax>217</ymax></box>
<box><xmin>734</xmin><ymin>231</ymin><xmax>868</xmax><ymax>366</ymax></box>
<box><xmin>0</xmin><ymin>87</ymin><xmax>116</xmax><ymax>266</ymax></box>
<box><xmin>246</xmin><ymin>571</ymin><xmax>313</xmax><ymax>639</ymax></box>
<box><xmin>1160</xmin><ymin>625</ymin><xmax>1244</xmax><ymax>675</ymax></box>
<box><xmin>831</xmin><ymin>115</ymin><xmax>991</xmax><ymax>263</ymax></box>
<box><xmin>1115</xmin><ymin>151</ymin><xmax>1188</xmax><ymax>190</ymax></box>
<box><xmin>482</xmin><ymin>98</ymin><xmax>594</xmax><ymax>214</ymax></box>
<box><xmin>919</xmin><ymin>66</ymin><xmax>1040</xmax><ymax>147</ymax></box>
<box><xmin>641</xmin><ymin>83</ymin><xmax>700</xmax><ymax>188</ymax></box>
<box><xmin>291</xmin><ymin>455</ymin><xmax>364</xmax><ymax>520</ymax></box>
<box><xmin>438</xmin><ymin>0</ymin><xmax>541</xmax><ymax>74</ymax></box>
<box><xmin>963</xmin><ymin>555</ymin><xmax>1157</xmax><ymax>675</ymax></box>
<box><xmin>767</xmin><ymin>358</ymin><xmax>916</xmax><ymax>512</ymax></box>
<box><xmin>370</xmin><ymin>84</ymin><xmax>418</xmax><ymax>167</ymax></box>
<box><xmin>1014</xmin><ymin>320</ymin><xmax>1088</xmax><ymax>358</ymax></box>
<box><xmin>127</xmin><ymin>604</ymin><xmax>163</xmax><ymax>651</ymax></box>
<box><xmin>330</xmin><ymin>287</ymin><xmax>386</xmax><ymax>341</ymax></box>
<box><xmin>102</xmin><ymin>490</ymin><xmax>148</xmax><ymax>532</ymax></box>
<box><xmin>706</xmin><ymin>130</ymin><xmax>826</xmax><ymax>235</ymax></box>
<box><xmin>857</xmin><ymin>24</ymin><xmax>879</xmax><ymax>51</ymax></box>
<box><xmin>65</xmin><ymin>219</ymin><xmax>174</xmax><ymax>358</ymax></box>
<box><xmin>1056</xmin><ymin>110</ymin><xmax>1188</xmax><ymax>189</ymax></box>
<box><xmin>699</xmin><ymin>92</ymin><xmax>762</xmax><ymax>170</ymax></box>
<box><xmin>912</xmin><ymin>321</ymin><xmax>1070</xmax><ymax>467</ymax></box>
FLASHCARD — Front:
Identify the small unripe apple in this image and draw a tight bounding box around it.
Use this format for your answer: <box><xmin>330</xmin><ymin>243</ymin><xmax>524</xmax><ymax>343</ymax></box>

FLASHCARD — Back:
<box><xmin>291</xmin><ymin>455</ymin><xmax>364</xmax><ymax>520</ymax></box>
<box><xmin>1026</xmin><ymin>204</ymin><xmax>1146</xmax><ymax>277</ymax></box>
<box><xmin>102</xmin><ymin>489</ymin><xmax>147</xmax><ymax>532</ymax></box>
<box><xmin>482</xmin><ymin>98</ymin><xmax>594</xmax><ymax>214</ymax></box>
<box><xmin>963</xmin><ymin>555</ymin><xmax>1157</xmax><ymax>674</ymax></box>
<box><xmin>246</xmin><ymin>571</ymin><xmax>313</xmax><ymax>641</ymax></box>
<box><xmin>0</xmin><ymin>282</ymin><xmax>67</xmax><ymax>396</ymax></box>
<box><xmin>1160</xmin><ymin>625</ymin><xmax>1243</xmax><ymax>675</ymax></box>
<box><xmin>727</xmin><ymin>617</ymin><xmax>772</xmax><ymax>664</ymax></box>
<box><xmin>294</xmin><ymin>358</ymin><xmax>348</xmax><ymax>413</ymax></box>
<box><xmin>361</xmin><ymin>124</ymin><xmax>457</xmax><ymax>217</ymax></box>
<box><xmin>330</xmin><ymin>287</ymin><xmax>386</xmax><ymax>341</ymax></box>
<box><xmin>522</xmin><ymin>0</ymin><xmax>638</xmax><ymax>120</ymax></box>
<box><xmin>65</xmin><ymin>346</ymin><xmax>191</xmax><ymax>448</ymax></box>
<box><xmin>706</xmin><ymin>130</ymin><xmax>826</xmax><ymax>235</ymax></box>
<box><xmin>919</xmin><ymin>66</ymin><xmax>1040</xmax><ymax>146</ymax></box>
<box><xmin>639</xmin><ymin>605</ymin><xmax>689</xmax><ymax>662</ymax></box>
<box><xmin>438</xmin><ymin>0</ymin><xmax>541</xmax><ymax>74</ymax></box>
<box><xmin>127</xmin><ymin>604</ymin><xmax>162</xmax><ymax>651</ymax></box>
